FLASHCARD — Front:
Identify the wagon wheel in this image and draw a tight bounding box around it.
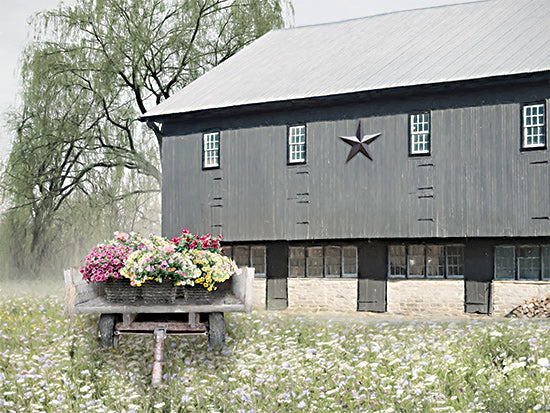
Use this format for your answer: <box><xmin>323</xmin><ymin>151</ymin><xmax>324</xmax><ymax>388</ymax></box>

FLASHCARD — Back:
<box><xmin>98</xmin><ymin>314</ymin><xmax>116</xmax><ymax>348</ymax></box>
<box><xmin>208</xmin><ymin>312</ymin><xmax>225</xmax><ymax>346</ymax></box>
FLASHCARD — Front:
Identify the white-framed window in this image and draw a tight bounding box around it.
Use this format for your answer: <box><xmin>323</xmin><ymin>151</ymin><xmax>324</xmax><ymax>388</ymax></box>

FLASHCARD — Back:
<box><xmin>388</xmin><ymin>245</ymin><xmax>407</xmax><ymax>278</ymax></box>
<box><xmin>203</xmin><ymin>131</ymin><xmax>220</xmax><ymax>168</ymax></box>
<box><xmin>288</xmin><ymin>125</ymin><xmax>306</xmax><ymax>164</ymax></box>
<box><xmin>289</xmin><ymin>246</ymin><xmax>306</xmax><ymax>277</ymax></box>
<box><xmin>389</xmin><ymin>244</ymin><xmax>464</xmax><ymax>279</ymax></box>
<box><xmin>410</xmin><ymin>112</ymin><xmax>431</xmax><ymax>155</ymax></box>
<box><xmin>495</xmin><ymin>245</ymin><xmax>550</xmax><ymax>280</ymax></box>
<box><xmin>250</xmin><ymin>246</ymin><xmax>266</xmax><ymax>277</ymax></box>
<box><xmin>288</xmin><ymin>245</ymin><xmax>358</xmax><ymax>278</ymax></box>
<box><xmin>446</xmin><ymin>245</ymin><xmax>464</xmax><ymax>278</ymax></box>
<box><xmin>342</xmin><ymin>246</ymin><xmax>358</xmax><ymax>278</ymax></box>
<box><xmin>306</xmin><ymin>246</ymin><xmax>324</xmax><ymax>277</ymax></box>
<box><xmin>522</xmin><ymin>103</ymin><xmax>546</xmax><ymax>149</ymax></box>
<box><xmin>223</xmin><ymin>244</ymin><xmax>266</xmax><ymax>277</ymax></box>
<box><xmin>325</xmin><ymin>246</ymin><xmax>342</xmax><ymax>277</ymax></box>
<box><xmin>494</xmin><ymin>246</ymin><xmax>515</xmax><ymax>280</ymax></box>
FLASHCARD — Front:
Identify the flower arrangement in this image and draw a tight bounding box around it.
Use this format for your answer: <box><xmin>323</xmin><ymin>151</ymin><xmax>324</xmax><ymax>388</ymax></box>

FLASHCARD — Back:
<box><xmin>120</xmin><ymin>239</ymin><xmax>201</xmax><ymax>287</ymax></box>
<box><xmin>189</xmin><ymin>249</ymin><xmax>241</xmax><ymax>291</ymax></box>
<box><xmin>80</xmin><ymin>230</ymin><xmax>239</xmax><ymax>293</ymax></box>
<box><xmin>171</xmin><ymin>229</ymin><xmax>223</xmax><ymax>254</ymax></box>
<box><xmin>80</xmin><ymin>243</ymin><xmax>133</xmax><ymax>283</ymax></box>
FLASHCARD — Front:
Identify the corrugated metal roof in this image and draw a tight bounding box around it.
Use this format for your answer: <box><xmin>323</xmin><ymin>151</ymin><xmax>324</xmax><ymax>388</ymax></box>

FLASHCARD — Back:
<box><xmin>143</xmin><ymin>0</ymin><xmax>550</xmax><ymax>119</ymax></box>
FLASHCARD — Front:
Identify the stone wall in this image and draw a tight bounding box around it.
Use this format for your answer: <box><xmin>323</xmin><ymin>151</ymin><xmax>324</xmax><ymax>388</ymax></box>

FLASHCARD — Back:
<box><xmin>491</xmin><ymin>281</ymin><xmax>550</xmax><ymax>316</ymax></box>
<box><xmin>287</xmin><ymin>278</ymin><xmax>357</xmax><ymax>312</ymax></box>
<box><xmin>252</xmin><ymin>278</ymin><xmax>266</xmax><ymax>310</ymax></box>
<box><xmin>387</xmin><ymin>280</ymin><xmax>464</xmax><ymax>317</ymax></box>
<box><xmin>252</xmin><ymin>277</ymin><xmax>550</xmax><ymax>317</ymax></box>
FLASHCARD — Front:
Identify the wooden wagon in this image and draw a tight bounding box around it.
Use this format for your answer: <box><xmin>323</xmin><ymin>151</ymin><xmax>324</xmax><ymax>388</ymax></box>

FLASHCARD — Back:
<box><xmin>64</xmin><ymin>267</ymin><xmax>254</xmax><ymax>385</ymax></box>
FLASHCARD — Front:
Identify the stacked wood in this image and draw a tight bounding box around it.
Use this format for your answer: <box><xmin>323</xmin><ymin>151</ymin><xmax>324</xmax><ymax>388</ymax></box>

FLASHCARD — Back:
<box><xmin>507</xmin><ymin>293</ymin><xmax>550</xmax><ymax>318</ymax></box>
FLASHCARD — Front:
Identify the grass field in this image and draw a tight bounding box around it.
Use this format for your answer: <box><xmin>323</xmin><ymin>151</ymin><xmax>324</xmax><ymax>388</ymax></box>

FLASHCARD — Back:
<box><xmin>0</xmin><ymin>285</ymin><xmax>549</xmax><ymax>412</ymax></box>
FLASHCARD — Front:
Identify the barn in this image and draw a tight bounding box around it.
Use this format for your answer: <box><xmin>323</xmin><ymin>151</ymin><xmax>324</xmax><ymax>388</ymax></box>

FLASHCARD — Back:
<box><xmin>141</xmin><ymin>0</ymin><xmax>550</xmax><ymax>316</ymax></box>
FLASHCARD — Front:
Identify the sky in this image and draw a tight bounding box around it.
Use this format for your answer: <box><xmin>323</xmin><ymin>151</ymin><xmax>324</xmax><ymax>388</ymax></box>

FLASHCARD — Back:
<box><xmin>0</xmin><ymin>0</ymin><xmax>477</xmax><ymax>158</ymax></box>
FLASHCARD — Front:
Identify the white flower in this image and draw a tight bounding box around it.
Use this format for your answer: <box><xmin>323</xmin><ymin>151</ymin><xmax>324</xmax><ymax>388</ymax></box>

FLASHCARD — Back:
<box><xmin>537</xmin><ymin>358</ymin><xmax>549</xmax><ymax>368</ymax></box>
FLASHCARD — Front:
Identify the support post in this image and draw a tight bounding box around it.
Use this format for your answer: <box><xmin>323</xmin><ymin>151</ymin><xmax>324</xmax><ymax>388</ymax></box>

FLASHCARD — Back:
<box><xmin>152</xmin><ymin>328</ymin><xmax>167</xmax><ymax>387</ymax></box>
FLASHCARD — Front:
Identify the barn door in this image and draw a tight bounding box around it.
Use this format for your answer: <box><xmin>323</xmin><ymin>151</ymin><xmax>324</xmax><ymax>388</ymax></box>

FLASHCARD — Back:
<box><xmin>465</xmin><ymin>280</ymin><xmax>491</xmax><ymax>314</ymax></box>
<box><xmin>357</xmin><ymin>242</ymin><xmax>387</xmax><ymax>312</ymax></box>
<box><xmin>464</xmin><ymin>241</ymin><xmax>493</xmax><ymax>314</ymax></box>
<box><xmin>357</xmin><ymin>279</ymin><xmax>386</xmax><ymax>312</ymax></box>
<box><xmin>265</xmin><ymin>242</ymin><xmax>289</xmax><ymax>310</ymax></box>
<box><xmin>266</xmin><ymin>278</ymin><xmax>288</xmax><ymax>310</ymax></box>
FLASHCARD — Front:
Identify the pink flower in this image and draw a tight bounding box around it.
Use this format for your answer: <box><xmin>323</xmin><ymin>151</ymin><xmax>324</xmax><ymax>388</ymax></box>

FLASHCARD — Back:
<box><xmin>114</xmin><ymin>232</ymin><xmax>129</xmax><ymax>241</ymax></box>
<box><xmin>163</xmin><ymin>244</ymin><xmax>175</xmax><ymax>253</ymax></box>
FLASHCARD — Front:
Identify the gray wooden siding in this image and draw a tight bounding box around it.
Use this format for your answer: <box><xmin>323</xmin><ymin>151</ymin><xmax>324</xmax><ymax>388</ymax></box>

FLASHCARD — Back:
<box><xmin>161</xmin><ymin>87</ymin><xmax>550</xmax><ymax>242</ymax></box>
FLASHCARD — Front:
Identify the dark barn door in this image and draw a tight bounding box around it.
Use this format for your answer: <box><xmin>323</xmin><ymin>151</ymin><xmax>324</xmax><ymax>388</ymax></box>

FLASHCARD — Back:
<box><xmin>465</xmin><ymin>280</ymin><xmax>491</xmax><ymax>314</ymax></box>
<box><xmin>266</xmin><ymin>242</ymin><xmax>289</xmax><ymax>310</ymax></box>
<box><xmin>357</xmin><ymin>279</ymin><xmax>386</xmax><ymax>312</ymax></box>
<box><xmin>464</xmin><ymin>241</ymin><xmax>493</xmax><ymax>314</ymax></box>
<box><xmin>357</xmin><ymin>242</ymin><xmax>387</xmax><ymax>312</ymax></box>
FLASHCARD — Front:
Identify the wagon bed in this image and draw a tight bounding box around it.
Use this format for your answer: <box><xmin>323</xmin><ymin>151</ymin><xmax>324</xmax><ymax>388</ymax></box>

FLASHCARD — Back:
<box><xmin>65</xmin><ymin>267</ymin><xmax>253</xmax><ymax>315</ymax></box>
<box><xmin>64</xmin><ymin>267</ymin><xmax>254</xmax><ymax>385</ymax></box>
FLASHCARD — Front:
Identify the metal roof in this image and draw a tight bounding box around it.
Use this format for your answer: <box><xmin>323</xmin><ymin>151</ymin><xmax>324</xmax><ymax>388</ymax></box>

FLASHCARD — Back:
<box><xmin>143</xmin><ymin>0</ymin><xmax>550</xmax><ymax>119</ymax></box>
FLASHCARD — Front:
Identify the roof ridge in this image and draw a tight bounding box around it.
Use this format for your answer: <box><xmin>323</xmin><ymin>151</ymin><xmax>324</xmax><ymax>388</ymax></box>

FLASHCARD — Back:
<box><xmin>277</xmin><ymin>0</ymin><xmax>489</xmax><ymax>31</ymax></box>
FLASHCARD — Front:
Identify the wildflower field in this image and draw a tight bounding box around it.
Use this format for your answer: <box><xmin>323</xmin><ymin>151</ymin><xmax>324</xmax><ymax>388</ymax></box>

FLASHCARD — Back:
<box><xmin>1</xmin><ymin>286</ymin><xmax>549</xmax><ymax>412</ymax></box>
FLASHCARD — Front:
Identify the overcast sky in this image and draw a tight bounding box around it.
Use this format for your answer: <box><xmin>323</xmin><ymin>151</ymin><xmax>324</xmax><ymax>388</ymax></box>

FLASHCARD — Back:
<box><xmin>0</xmin><ymin>0</ymin><xmax>477</xmax><ymax>157</ymax></box>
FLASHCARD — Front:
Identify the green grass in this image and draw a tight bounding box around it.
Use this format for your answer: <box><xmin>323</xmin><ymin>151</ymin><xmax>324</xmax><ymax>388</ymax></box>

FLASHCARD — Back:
<box><xmin>0</xmin><ymin>286</ymin><xmax>549</xmax><ymax>412</ymax></box>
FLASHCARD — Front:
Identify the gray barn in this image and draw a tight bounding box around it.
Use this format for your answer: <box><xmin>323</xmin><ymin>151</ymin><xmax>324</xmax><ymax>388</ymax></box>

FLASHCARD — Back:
<box><xmin>142</xmin><ymin>0</ymin><xmax>550</xmax><ymax>315</ymax></box>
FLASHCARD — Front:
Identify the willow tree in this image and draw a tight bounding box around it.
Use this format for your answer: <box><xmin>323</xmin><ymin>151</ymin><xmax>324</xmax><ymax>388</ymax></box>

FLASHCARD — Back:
<box><xmin>1</xmin><ymin>0</ymin><xmax>292</xmax><ymax>275</ymax></box>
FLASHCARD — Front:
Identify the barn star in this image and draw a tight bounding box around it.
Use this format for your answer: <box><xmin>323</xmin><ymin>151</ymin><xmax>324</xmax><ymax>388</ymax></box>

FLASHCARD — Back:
<box><xmin>339</xmin><ymin>121</ymin><xmax>382</xmax><ymax>163</ymax></box>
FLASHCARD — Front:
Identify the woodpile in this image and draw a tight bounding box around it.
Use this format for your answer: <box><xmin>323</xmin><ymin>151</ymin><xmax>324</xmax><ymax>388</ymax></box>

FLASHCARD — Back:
<box><xmin>507</xmin><ymin>293</ymin><xmax>550</xmax><ymax>318</ymax></box>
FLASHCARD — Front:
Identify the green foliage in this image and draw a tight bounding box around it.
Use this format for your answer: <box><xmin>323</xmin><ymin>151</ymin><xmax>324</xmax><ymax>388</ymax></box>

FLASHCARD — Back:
<box><xmin>0</xmin><ymin>0</ymin><xmax>292</xmax><ymax>278</ymax></box>
<box><xmin>0</xmin><ymin>292</ymin><xmax>549</xmax><ymax>412</ymax></box>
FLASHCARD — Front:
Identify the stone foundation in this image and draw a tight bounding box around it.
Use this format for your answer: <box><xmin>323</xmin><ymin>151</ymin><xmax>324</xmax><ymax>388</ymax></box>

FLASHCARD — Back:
<box><xmin>387</xmin><ymin>280</ymin><xmax>464</xmax><ymax>317</ymax></box>
<box><xmin>491</xmin><ymin>281</ymin><xmax>550</xmax><ymax>316</ymax></box>
<box><xmin>287</xmin><ymin>278</ymin><xmax>357</xmax><ymax>312</ymax></box>
<box><xmin>253</xmin><ymin>277</ymin><xmax>550</xmax><ymax>317</ymax></box>
<box><xmin>252</xmin><ymin>278</ymin><xmax>266</xmax><ymax>310</ymax></box>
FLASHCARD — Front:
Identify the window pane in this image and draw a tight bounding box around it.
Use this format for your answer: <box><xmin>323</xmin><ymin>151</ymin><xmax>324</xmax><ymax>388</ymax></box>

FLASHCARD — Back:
<box><xmin>523</xmin><ymin>103</ymin><xmax>546</xmax><ymax>148</ymax></box>
<box><xmin>203</xmin><ymin>132</ymin><xmax>220</xmax><ymax>167</ymax></box>
<box><xmin>289</xmin><ymin>247</ymin><xmax>305</xmax><ymax>277</ymax></box>
<box><xmin>446</xmin><ymin>245</ymin><xmax>464</xmax><ymax>278</ymax></box>
<box><xmin>251</xmin><ymin>246</ymin><xmax>266</xmax><ymax>276</ymax></box>
<box><xmin>426</xmin><ymin>245</ymin><xmax>445</xmax><ymax>278</ymax></box>
<box><xmin>495</xmin><ymin>246</ymin><xmax>515</xmax><ymax>280</ymax></box>
<box><xmin>222</xmin><ymin>246</ymin><xmax>232</xmax><ymax>258</ymax></box>
<box><xmin>518</xmin><ymin>246</ymin><xmax>540</xmax><ymax>280</ymax></box>
<box><xmin>306</xmin><ymin>246</ymin><xmax>323</xmax><ymax>277</ymax></box>
<box><xmin>389</xmin><ymin>245</ymin><xmax>407</xmax><ymax>278</ymax></box>
<box><xmin>288</xmin><ymin>125</ymin><xmax>306</xmax><ymax>163</ymax></box>
<box><xmin>342</xmin><ymin>246</ymin><xmax>357</xmax><ymax>277</ymax></box>
<box><xmin>233</xmin><ymin>246</ymin><xmax>250</xmax><ymax>268</ymax></box>
<box><xmin>408</xmin><ymin>245</ymin><xmax>425</xmax><ymax>278</ymax></box>
<box><xmin>325</xmin><ymin>246</ymin><xmax>342</xmax><ymax>277</ymax></box>
<box><xmin>542</xmin><ymin>246</ymin><xmax>550</xmax><ymax>281</ymax></box>
<box><xmin>410</xmin><ymin>113</ymin><xmax>430</xmax><ymax>155</ymax></box>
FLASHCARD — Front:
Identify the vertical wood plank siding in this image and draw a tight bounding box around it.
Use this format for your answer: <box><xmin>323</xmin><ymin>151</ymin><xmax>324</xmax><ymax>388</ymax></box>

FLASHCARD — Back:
<box><xmin>161</xmin><ymin>84</ymin><xmax>550</xmax><ymax>242</ymax></box>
